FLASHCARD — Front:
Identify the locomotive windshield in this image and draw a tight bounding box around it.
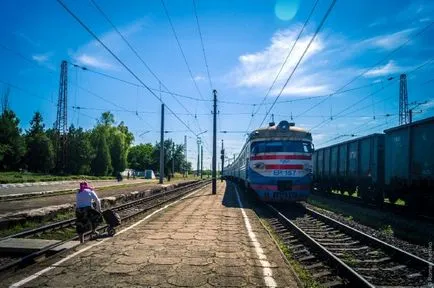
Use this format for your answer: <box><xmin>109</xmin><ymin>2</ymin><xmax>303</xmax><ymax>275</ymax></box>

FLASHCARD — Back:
<box><xmin>251</xmin><ymin>141</ymin><xmax>313</xmax><ymax>154</ymax></box>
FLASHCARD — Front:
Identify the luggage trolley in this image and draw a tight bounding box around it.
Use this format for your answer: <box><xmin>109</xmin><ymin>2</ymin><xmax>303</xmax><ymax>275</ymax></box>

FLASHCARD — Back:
<box><xmin>102</xmin><ymin>209</ymin><xmax>121</xmax><ymax>236</ymax></box>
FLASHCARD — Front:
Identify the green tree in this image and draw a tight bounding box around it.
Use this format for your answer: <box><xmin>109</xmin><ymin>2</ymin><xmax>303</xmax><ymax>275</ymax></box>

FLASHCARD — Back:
<box><xmin>118</xmin><ymin>121</ymin><xmax>134</xmax><ymax>147</ymax></box>
<box><xmin>153</xmin><ymin>139</ymin><xmax>191</xmax><ymax>176</ymax></box>
<box><xmin>25</xmin><ymin>112</ymin><xmax>55</xmax><ymax>173</ymax></box>
<box><xmin>99</xmin><ymin>111</ymin><xmax>115</xmax><ymax>126</ymax></box>
<box><xmin>0</xmin><ymin>109</ymin><xmax>25</xmax><ymax>170</ymax></box>
<box><xmin>127</xmin><ymin>143</ymin><xmax>154</xmax><ymax>171</ymax></box>
<box><xmin>28</xmin><ymin>112</ymin><xmax>44</xmax><ymax>136</ymax></box>
<box><xmin>91</xmin><ymin>131</ymin><xmax>111</xmax><ymax>176</ymax></box>
<box><xmin>67</xmin><ymin>125</ymin><xmax>93</xmax><ymax>175</ymax></box>
<box><xmin>110</xmin><ymin>131</ymin><xmax>127</xmax><ymax>174</ymax></box>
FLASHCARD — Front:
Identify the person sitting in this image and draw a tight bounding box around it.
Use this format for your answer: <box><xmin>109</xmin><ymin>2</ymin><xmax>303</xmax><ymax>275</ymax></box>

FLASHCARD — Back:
<box><xmin>75</xmin><ymin>182</ymin><xmax>102</xmax><ymax>243</ymax></box>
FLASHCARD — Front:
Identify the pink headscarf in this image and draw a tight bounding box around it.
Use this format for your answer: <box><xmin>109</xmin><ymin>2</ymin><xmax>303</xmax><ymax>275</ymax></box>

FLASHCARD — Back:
<box><xmin>79</xmin><ymin>182</ymin><xmax>93</xmax><ymax>191</ymax></box>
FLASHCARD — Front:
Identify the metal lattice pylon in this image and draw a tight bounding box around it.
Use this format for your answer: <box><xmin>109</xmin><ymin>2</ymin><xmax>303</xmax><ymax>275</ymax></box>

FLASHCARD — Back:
<box><xmin>56</xmin><ymin>60</ymin><xmax>68</xmax><ymax>171</ymax></box>
<box><xmin>399</xmin><ymin>74</ymin><xmax>408</xmax><ymax>125</ymax></box>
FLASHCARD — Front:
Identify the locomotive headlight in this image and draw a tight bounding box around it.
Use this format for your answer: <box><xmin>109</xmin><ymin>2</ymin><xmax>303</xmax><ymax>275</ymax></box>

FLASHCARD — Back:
<box><xmin>253</xmin><ymin>162</ymin><xmax>265</xmax><ymax>170</ymax></box>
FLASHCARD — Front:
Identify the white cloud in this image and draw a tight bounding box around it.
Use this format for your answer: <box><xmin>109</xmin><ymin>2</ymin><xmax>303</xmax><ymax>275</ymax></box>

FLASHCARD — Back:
<box><xmin>368</xmin><ymin>18</ymin><xmax>387</xmax><ymax>28</ymax></box>
<box><xmin>194</xmin><ymin>75</ymin><xmax>206</xmax><ymax>81</ymax></box>
<box><xmin>32</xmin><ymin>53</ymin><xmax>50</xmax><ymax>63</ymax></box>
<box><xmin>421</xmin><ymin>99</ymin><xmax>434</xmax><ymax>109</ymax></box>
<box><xmin>70</xmin><ymin>18</ymin><xmax>147</xmax><ymax>71</ymax></box>
<box><xmin>75</xmin><ymin>54</ymin><xmax>114</xmax><ymax>70</ymax></box>
<box><xmin>419</xmin><ymin>17</ymin><xmax>431</xmax><ymax>23</ymax></box>
<box><xmin>364</xmin><ymin>60</ymin><xmax>402</xmax><ymax>77</ymax></box>
<box><xmin>228</xmin><ymin>26</ymin><xmax>327</xmax><ymax>96</ymax></box>
<box><xmin>362</xmin><ymin>29</ymin><xmax>415</xmax><ymax>50</ymax></box>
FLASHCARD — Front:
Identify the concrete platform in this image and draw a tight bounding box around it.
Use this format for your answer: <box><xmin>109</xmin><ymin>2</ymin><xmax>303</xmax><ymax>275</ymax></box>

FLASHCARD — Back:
<box><xmin>2</xmin><ymin>181</ymin><xmax>299</xmax><ymax>287</ymax></box>
<box><xmin>0</xmin><ymin>238</ymin><xmax>60</xmax><ymax>255</ymax></box>
<box><xmin>0</xmin><ymin>238</ymin><xmax>81</xmax><ymax>256</ymax></box>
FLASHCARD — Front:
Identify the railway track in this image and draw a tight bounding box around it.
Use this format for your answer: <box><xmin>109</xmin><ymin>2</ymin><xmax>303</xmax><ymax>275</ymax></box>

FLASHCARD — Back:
<box><xmin>266</xmin><ymin>202</ymin><xmax>433</xmax><ymax>287</ymax></box>
<box><xmin>0</xmin><ymin>180</ymin><xmax>210</xmax><ymax>274</ymax></box>
<box><xmin>312</xmin><ymin>190</ymin><xmax>434</xmax><ymax>223</ymax></box>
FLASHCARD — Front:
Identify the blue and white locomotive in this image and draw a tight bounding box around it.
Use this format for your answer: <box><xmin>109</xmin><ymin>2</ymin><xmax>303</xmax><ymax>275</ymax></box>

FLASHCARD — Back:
<box><xmin>222</xmin><ymin>120</ymin><xmax>314</xmax><ymax>202</ymax></box>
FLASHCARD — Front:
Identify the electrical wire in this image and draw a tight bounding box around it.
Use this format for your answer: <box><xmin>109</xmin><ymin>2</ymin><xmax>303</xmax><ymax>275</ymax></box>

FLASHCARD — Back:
<box><xmin>259</xmin><ymin>0</ymin><xmax>337</xmax><ymax>127</ymax></box>
<box><xmin>88</xmin><ymin>0</ymin><xmax>203</xmax><ymax>130</ymax></box>
<box><xmin>57</xmin><ymin>0</ymin><xmax>198</xmax><ymax>138</ymax></box>
<box><xmin>192</xmin><ymin>0</ymin><xmax>212</xmax><ymax>91</ymax></box>
<box><xmin>297</xmin><ymin>20</ymin><xmax>434</xmax><ymax>120</ymax></box>
<box><xmin>245</xmin><ymin>0</ymin><xmax>320</xmax><ymax>132</ymax></box>
<box><xmin>160</xmin><ymin>0</ymin><xmax>205</xmax><ymax>101</ymax></box>
<box><xmin>309</xmin><ymin>58</ymin><xmax>434</xmax><ymax>132</ymax></box>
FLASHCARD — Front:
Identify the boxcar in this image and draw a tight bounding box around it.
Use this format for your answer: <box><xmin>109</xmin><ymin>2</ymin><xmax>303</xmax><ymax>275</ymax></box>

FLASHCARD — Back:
<box><xmin>314</xmin><ymin>133</ymin><xmax>385</xmax><ymax>203</ymax></box>
<box><xmin>384</xmin><ymin>116</ymin><xmax>434</xmax><ymax>210</ymax></box>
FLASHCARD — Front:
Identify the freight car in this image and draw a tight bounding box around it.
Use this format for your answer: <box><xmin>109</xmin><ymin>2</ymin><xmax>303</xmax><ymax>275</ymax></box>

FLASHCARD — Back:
<box><xmin>313</xmin><ymin>133</ymin><xmax>385</xmax><ymax>203</ymax></box>
<box><xmin>313</xmin><ymin>116</ymin><xmax>434</xmax><ymax>213</ymax></box>
<box><xmin>384</xmin><ymin>116</ymin><xmax>434</xmax><ymax>210</ymax></box>
<box><xmin>223</xmin><ymin>120</ymin><xmax>314</xmax><ymax>202</ymax></box>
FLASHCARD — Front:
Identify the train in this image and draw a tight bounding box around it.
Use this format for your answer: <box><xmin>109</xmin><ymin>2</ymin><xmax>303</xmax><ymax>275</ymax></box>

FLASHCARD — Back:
<box><xmin>222</xmin><ymin>120</ymin><xmax>314</xmax><ymax>202</ymax></box>
<box><xmin>313</xmin><ymin>116</ymin><xmax>434</xmax><ymax>214</ymax></box>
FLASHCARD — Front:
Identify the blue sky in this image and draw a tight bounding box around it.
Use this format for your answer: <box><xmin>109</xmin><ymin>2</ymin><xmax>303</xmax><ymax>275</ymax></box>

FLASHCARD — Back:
<box><xmin>1</xmin><ymin>0</ymin><xmax>433</xmax><ymax>168</ymax></box>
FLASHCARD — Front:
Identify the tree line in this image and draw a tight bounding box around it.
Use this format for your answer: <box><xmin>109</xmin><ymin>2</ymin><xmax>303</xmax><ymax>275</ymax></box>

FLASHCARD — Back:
<box><xmin>0</xmin><ymin>108</ymin><xmax>191</xmax><ymax>176</ymax></box>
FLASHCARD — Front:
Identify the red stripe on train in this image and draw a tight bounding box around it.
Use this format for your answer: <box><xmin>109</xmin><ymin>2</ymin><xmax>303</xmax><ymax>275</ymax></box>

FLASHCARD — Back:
<box><xmin>264</xmin><ymin>164</ymin><xmax>304</xmax><ymax>170</ymax></box>
<box><xmin>251</xmin><ymin>155</ymin><xmax>311</xmax><ymax>160</ymax></box>
<box><xmin>251</xmin><ymin>184</ymin><xmax>310</xmax><ymax>191</ymax></box>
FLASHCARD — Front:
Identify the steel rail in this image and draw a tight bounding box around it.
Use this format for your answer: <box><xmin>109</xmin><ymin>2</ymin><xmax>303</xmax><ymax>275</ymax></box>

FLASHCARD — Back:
<box><xmin>0</xmin><ymin>181</ymin><xmax>200</xmax><ymax>241</ymax></box>
<box><xmin>0</xmin><ymin>181</ymin><xmax>209</xmax><ymax>274</ymax></box>
<box><xmin>303</xmin><ymin>206</ymin><xmax>434</xmax><ymax>268</ymax></box>
<box><xmin>268</xmin><ymin>204</ymin><xmax>375</xmax><ymax>288</ymax></box>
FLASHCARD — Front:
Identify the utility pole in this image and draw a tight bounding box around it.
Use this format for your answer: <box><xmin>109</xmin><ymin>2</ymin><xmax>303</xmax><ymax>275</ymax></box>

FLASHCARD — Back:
<box><xmin>220</xmin><ymin>139</ymin><xmax>224</xmax><ymax>182</ymax></box>
<box><xmin>200</xmin><ymin>145</ymin><xmax>203</xmax><ymax>179</ymax></box>
<box><xmin>197</xmin><ymin>138</ymin><xmax>201</xmax><ymax>177</ymax></box>
<box><xmin>212</xmin><ymin>89</ymin><xmax>217</xmax><ymax>194</ymax></box>
<box><xmin>172</xmin><ymin>142</ymin><xmax>175</xmax><ymax>178</ymax></box>
<box><xmin>399</xmin><ymin>74</ymin><xmax>408</xmax><ymax>125</ymax></box>
<box><xmin>184</xmin><ymin>135</ymin><xmax>187</xmax><ymax>176</ymax></box>
<box><xmin>56</xmin><ymin>60</ymin><xmax>68</xmax><ymax>173</ymax></box>
<box><xmin>159</xmin><ymin>104</ymin><xmax>164</xmax><ymax>184</ymax></box>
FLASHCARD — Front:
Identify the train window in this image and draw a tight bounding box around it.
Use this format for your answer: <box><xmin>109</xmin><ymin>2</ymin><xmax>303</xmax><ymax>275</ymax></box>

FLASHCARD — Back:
<box><xmin>265</xmin><ymin>142</ymin><xmax>284</xmax><ymax>152</ymax></box>
<box><xmin>251</xmin><ymin>142</ymin><xmax>266</xmax><ymax>154</ymax></box>
<box><xmin>287</xmin><ymin>141</ymin><xmax>314</xmax><ymax>153</ymax></box>
<box><xmin>251</xmin><ymin>141</ymin><xmax>313</xmax><ymax>153</ymax></box>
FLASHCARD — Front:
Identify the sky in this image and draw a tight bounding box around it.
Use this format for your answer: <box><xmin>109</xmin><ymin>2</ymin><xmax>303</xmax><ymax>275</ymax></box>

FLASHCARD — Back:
<box><xmin>1</xmin><ymin>0</ymin><xmax>433</xmax><ymax>169</ymax></box>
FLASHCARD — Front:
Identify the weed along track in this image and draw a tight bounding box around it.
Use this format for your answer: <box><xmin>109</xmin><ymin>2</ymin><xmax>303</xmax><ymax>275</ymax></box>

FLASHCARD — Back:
<box><xmin>0</xmin><ymin>180</ymin><xmax>209</xmax><ymax>274</ymax></box>
<box><xmin>266</xmin><ymin>203</ymin><xmax>433</xmax><ymax>287</ymax></box>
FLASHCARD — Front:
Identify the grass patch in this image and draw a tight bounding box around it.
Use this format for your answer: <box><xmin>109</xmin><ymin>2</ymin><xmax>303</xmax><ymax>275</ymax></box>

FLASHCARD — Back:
<box><xmin>0</xmin><ymin>211</ymin><xmax>75</xmax><ymax>238</ymax></box>
<box><xmin>341</xmin><ymin>252</ymin><xmax>358</xmax><ymax>266</ymax></box>
<box><xmin>380</xmin><ymin>224</ymin><xmax>394</xmax><ymax>237</ymax></box>
<box><xmin>395</xmin><ymin>198</ymin><xmax>406</xmax><ymax>206</ymax></box>
<box><xmin>36</xmin><ymin>227</ymin><xmax>77</xmax><ymax>241</ymax></box>
<box><xmin>0</xmin><ymin>172</ymin><xmax>114</xmax><ymax>184</ymax></box>
<box><xmin>259</xmin><ymin>219</ymin><xmax>323</xmax><ymax>288</ymax></box>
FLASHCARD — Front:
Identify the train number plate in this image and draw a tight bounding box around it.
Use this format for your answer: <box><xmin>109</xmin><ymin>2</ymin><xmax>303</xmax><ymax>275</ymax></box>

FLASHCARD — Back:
<box><xmin>273</xmin><ymin>170</ymin><xmax>297</xmax><ymax>176</ymax></box>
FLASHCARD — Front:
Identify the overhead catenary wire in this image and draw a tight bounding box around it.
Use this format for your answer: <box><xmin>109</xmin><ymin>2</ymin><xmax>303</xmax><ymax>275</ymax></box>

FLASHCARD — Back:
<box><xmin>245</xmin><ymin>0</ymin><xmax>320</xmax><ymax>132</ymax></box>
<box><xmin>309</xmin><ymin>58</ymin><xmax>434</xmax><ymax>132</ymax></box>
<box><xmin>57</xmin><ymin>0</ymin><xmax>199</xmax><ymax>138</ymax></box>
<box><xmin>68</xmin><ymin>61</ymin><xmax>387</xmax><ymax>108</ymax></box>
<box><xmin>159</xmin><ymin>0</ymin><xmax>213</xmax><ymax>154</ymax></box>
<box><xmin>88</xmin><ymin>0</ymin><xmax>204</xmax><ymax>134</ymax></box>
<box><xmin>71</xmin><ymin>82</ymin><xmax>155</xmax><ymax>129</ymax></box>
<box><xmin>192</xmin><ymin>0</ymin><xmax>212</xmax><ymax>91</ymax></box>
<box><xmin>297</xmin><ymin>20</ymin><xmax>434</xmax><ymax>121</ymax></box>
<box><xmin>259</xmin><ymin>0</ymin><xmax>337</xmax><ymax>128</ymax></box>
<box><xmin>160</xmin><ymin>0</ymin><xmax>205</xmax><ymax>101</ymax></box>
<box><xmin>315</xmin><ymin>74</ymin><xmax>434</xmax><ymax>147</ymax></box>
